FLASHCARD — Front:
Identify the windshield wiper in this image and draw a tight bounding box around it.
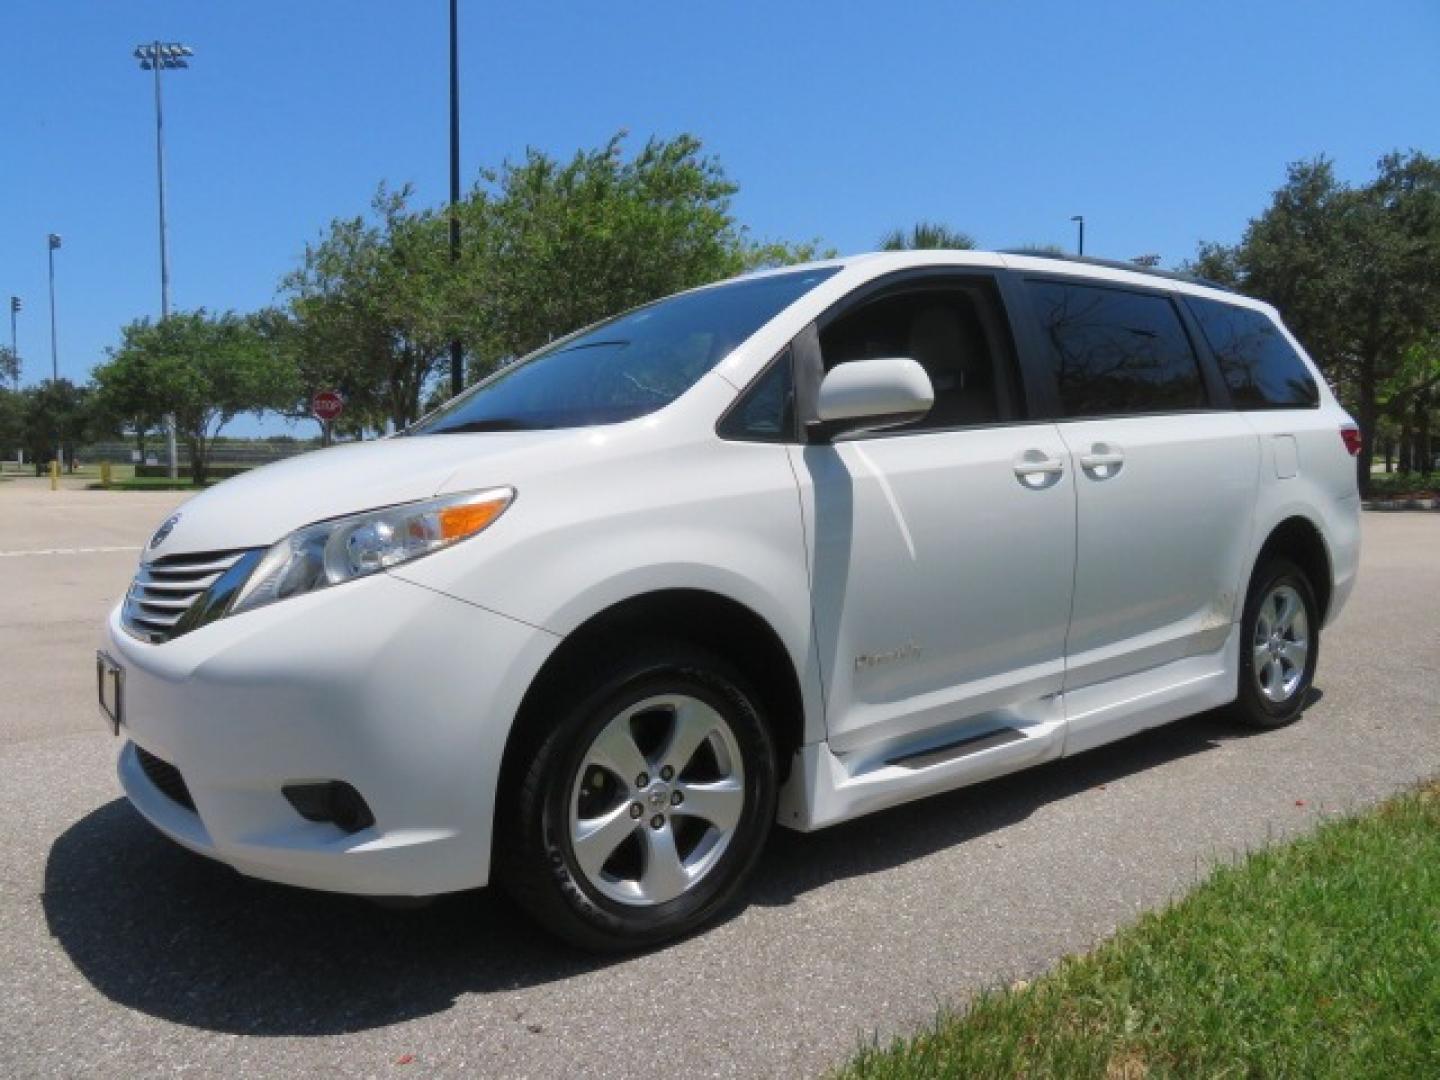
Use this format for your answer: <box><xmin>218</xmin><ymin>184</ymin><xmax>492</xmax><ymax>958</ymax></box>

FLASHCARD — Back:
<box><xmin>429</xmin><ymin>418</ymin><xmax>540</xmax><ymax>434</ymax></box>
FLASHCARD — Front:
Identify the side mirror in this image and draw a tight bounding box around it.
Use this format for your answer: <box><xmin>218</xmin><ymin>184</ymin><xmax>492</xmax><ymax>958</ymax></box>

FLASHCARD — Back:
<box><xmin>811</xmin><ymin>357</ymin><xmax>933</xmax><ymax>441</ymax></box>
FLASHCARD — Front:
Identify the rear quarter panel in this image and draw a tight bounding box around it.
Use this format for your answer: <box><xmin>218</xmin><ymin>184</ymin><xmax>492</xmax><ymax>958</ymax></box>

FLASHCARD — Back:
<box><xmin>1235</xmin><ymin>313</ymin><xmax>1360</xmax><ymax>625</ymax></box>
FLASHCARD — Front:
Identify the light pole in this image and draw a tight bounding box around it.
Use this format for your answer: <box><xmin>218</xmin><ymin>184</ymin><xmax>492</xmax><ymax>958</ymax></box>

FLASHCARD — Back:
<box><xmin>1071</xmin><ymin>215</ymin><xmax>1085</xmax><ymax>257</ymax></box>
<box><xmin>7</xmin><ymin>295</ymin><xmax>18</xmax><ymax>465</ymax></box>
<box><xmin>448</xmin><ymin>0</ymin><xmax>464</xmax><ymax>397</ymax></box>
<box><xmin>134</xmin><ymin>41</ymin><xmax>191</xmax><ymax>479</ymax></box>
<box><xmin>8</xmin><ymin>296</ymin><xmax>18</xmax><ymax>392</ymax></box>
<box><xmin>47</xmin><ymin>234</ymin><xmax>61</xmax><ymax>466</ymax></box>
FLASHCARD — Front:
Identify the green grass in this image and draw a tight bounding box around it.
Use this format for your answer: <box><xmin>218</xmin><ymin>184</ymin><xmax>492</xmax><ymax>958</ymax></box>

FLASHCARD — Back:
<box><xmin>84</xmin><ymin>464</ymin><xmax>222</xmax><ymax>491</ymax></box>
<box><xmin>1366</xmin><ymin>471</ymin><xmax>1438</xmax><ymax>498</ymax></box>
<box><xmin>840</xmin><ymin>782</ymin><xmax>1440</xmax><ymax>1079</ymax></box>
<box><xmin>87</xmin><ymin>476</ymin><xmax>210</xmax><ymax>491</ymax></box>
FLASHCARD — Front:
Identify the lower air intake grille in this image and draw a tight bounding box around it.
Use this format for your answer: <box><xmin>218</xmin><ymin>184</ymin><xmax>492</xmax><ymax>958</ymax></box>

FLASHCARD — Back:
<box><xmin>135</xmin><ymin>745</ymin><xmax>196</xmax><ymax>812</ymax></box>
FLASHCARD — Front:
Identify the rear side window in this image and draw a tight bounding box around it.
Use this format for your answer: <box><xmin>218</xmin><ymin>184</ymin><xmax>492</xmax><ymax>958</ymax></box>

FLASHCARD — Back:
<box><xmin>1186</xmin><ymin>297</ymin><xmax>1319</xmax><ymax>409</ymax></box>
<box><xmin>1028</xmin><ymin>281</ymin><xmax>1207</xmax><ymax>418</ymax></box>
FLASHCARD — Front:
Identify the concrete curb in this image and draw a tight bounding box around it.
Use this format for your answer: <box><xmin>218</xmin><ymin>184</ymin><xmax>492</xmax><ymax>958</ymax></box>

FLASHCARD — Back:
<box><xmin>1362</xmin><ymin>498</ymin><xmax>1440</xmax><ymax>512</ymax></box>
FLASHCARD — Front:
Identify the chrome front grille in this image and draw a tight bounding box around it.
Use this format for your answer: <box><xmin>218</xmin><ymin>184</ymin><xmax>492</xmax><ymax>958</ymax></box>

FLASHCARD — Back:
<box><xmin>121</xmin><ymin>549</ymin><xmax>260</xmax><ymax>644</ymax></box>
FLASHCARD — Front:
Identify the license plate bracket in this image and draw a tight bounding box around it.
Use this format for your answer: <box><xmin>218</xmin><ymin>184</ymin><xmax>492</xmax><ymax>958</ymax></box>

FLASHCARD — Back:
<box><xmin>97</xmin><ymin>651</ymin><xmax>124</xmax><ymax>736</ymax></box>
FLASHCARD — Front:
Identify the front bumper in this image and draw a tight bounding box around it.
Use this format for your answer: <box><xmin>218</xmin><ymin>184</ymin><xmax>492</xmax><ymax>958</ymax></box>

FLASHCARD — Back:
<box><xmin>104</xmin><ymin>572</ymin><xmax>558</xmax><ymax>896</ymax></box>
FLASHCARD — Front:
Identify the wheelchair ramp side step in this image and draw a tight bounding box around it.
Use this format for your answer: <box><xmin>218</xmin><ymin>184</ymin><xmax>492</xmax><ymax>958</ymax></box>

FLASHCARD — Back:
<box><xmin>888</xmin><ymin>727</ymin><xmax>1025</xmax><ymax>770</ymax></box>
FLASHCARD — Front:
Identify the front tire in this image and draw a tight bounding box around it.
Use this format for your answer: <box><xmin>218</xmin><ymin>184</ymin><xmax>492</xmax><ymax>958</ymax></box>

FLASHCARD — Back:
<box><xmin>1233</xmin><ymin>557</ymin><xmax>1320</xmax><ymax>729</ymax></box>
<box><xmin>498</xmin><ymin>643</ymin><xmax>777</xmax><ymax>951</ymax></box>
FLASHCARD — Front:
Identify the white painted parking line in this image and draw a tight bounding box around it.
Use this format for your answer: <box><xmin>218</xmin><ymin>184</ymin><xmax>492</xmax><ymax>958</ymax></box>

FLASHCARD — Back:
<box><xmin>0</xmin><ymin>545</ymin><xmax>143</xmax><ymax>559</ymax></box>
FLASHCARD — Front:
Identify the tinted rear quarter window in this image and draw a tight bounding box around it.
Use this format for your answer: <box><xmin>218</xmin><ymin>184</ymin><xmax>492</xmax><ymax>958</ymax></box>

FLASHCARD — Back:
<box><xmin>1028</xmin><ymin>281</ymin><xmax>1207</xmax><ymax>418</ymax></box>
<box><xmin>1186</xmin><ymin>297</ymin><xmax>1319</xmax><ymax>409</ymax></box>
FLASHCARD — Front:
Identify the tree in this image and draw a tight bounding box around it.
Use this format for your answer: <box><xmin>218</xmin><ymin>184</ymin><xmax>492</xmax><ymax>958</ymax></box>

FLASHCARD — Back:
<box><xmin>17</xmin><ymin>379</ymin><xmax>94</xmax><ymax>469</ymax></box>
<box><xmin>246</xmin><ymin>306</ymin><xmax>356</xmax><ymax>445</ymax></box>
<box><xmin>283</xmin><ymin>133</ymin><xmax>829</xmax><ymax>428</ymax></box>
<box><xmin>1383</xmin><ymin>334</ymin><xmax>1439</xmax><ymax>474</ymax></box>
<box><xmin>0</xmin><ymin>387</ymin><xmax>24</xmax><ymax>458</ymax></box>
<box><xmin>1183</xmin><ymin>241</ymin><xmax>1243</xmax><ymax>288</ymax></box>
<box><xmin>1185</xmin><ymin>153</ymin><xmax>1440</xmax><ymax>493</ymax></box>
<box><xmin>454</xmin><ymin>132</ymin><xmax>826</xmax><ymax>380</ymax></box>
<box><xmin>93</xmin><ymin>310</ymin><xmax>296</xmax><ymax>484</ymax></box>
<box><xmin>0</xmin><ymin>345</ymin><xmax>18</xmax><ymax>388</ymax></box>
<box><xmin>85</xmin><ymin>337</ymin><xmax>165</xmax><ymax>460</ymax></box>
<box><xmin>878</xmin><ymin>221</ymin><xmax>977</xmax><ymax>251</ymax></box>
<box><xmin>283</xmin><ymin>186</ymin><xmax>452</xmax><ymax>434</ymax></box>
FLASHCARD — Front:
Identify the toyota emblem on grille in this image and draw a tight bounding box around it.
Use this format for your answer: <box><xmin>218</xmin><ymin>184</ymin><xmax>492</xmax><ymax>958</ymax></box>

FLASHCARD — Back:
<box><xmin>149</xmin><ymin>514</ymin><xmax>181</xmax><ymax>550</ymax></box>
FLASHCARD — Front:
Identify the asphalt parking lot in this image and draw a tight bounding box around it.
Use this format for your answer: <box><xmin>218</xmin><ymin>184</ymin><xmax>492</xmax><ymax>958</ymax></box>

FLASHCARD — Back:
<box><xmin>3</xmin><ymin>475</ymin><xmax>1438</xmax><ymax>1077</ymax></box>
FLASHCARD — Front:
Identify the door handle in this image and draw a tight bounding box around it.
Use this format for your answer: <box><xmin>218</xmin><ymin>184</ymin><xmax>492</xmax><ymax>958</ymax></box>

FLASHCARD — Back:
<box><xmin>1013</xmin><ymin>449</ymin><xmax>1065</xmax><ymax>489</ymax></box>
<box><xmin>1079</xmin><ymin>442</ymin><xmax>1125</xmax><ymax>479</ymax></box>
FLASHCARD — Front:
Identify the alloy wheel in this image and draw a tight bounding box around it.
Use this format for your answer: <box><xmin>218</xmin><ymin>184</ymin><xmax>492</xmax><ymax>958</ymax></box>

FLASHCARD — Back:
<box><xmin>1252</xmin><ymin>583</ymin><xmax>1310</xmax><ymax>704</ymax></box>
<box><xmin>567</xmin><ymin>694</ymin><xmax>746</xmax><ymax>906</ymax></box>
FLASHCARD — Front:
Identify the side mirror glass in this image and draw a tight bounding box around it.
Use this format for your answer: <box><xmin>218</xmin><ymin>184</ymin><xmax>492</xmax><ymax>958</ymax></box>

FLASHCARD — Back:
<box><xmin>811</xmin><ymin>357</ymin><xmax>934</xmax><ymax>440</ymax></box>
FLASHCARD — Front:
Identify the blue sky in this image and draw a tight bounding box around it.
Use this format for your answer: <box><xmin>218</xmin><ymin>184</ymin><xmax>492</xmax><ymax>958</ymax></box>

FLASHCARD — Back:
<box><xmin>3</xmin><ymin>1</ymin><xmax>1437</xmax><ymax>436</ymax></box>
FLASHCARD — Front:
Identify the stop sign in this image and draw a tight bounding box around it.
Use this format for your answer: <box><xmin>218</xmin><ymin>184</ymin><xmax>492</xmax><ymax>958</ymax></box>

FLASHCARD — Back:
<box><xmin>311</xmin><ymin>390</ymin><xmax>344</xmax><ymax>423</ymax></box>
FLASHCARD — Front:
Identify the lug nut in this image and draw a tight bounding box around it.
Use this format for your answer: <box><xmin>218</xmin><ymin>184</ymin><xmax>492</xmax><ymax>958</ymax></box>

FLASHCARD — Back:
<box><xmin>660</xmin><ymin>766</ymin><xmax>674</xmax><ymax>782</ymax></box>
<box><xmin>636</xmin><ymin>772</ymin><xmax>649</xmax><ymax>788</ymax></box>
<box><xmin>629</xmin><ymin>803</ymin><xmax>643</xmax><ymax>819</ymax></box>
<box><xmin>670</xmin><ymin>791</ymin><xmax>684</xmax><ymax>806</ymax></box>
<box><xmin>650</xmin><ymin>815</ymin><xmax>665</xmax><ymax>830</ymax></box>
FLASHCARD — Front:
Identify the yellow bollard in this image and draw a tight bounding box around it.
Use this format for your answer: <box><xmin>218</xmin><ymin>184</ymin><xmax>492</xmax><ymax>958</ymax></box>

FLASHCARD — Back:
<box><xmin>49</xmin><ymin>459</ymin><xmax>59</xmax><ymax>491</ymax></box>
<box><xmin>101</xmin><ymin>461</ymin><xmax>113</xmax><ymax>489</ymax></box>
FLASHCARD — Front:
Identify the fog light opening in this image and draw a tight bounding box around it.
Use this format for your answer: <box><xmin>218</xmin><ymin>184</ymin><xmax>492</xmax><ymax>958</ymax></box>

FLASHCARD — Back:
<box><xmin>283</xmin><ymin>781</ymin><xmax>376</xmax><ymax>834</ymax></box>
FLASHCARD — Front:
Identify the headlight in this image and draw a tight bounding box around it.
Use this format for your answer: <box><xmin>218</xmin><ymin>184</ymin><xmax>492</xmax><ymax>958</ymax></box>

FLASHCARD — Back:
<box><xmin>229</xmin><ymin>487</ymin><xmax>514</xmax><ymax>617</ymax></box>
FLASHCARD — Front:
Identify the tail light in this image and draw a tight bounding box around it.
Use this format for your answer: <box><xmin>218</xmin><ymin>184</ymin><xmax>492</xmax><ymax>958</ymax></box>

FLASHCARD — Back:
<box><xmin>1340</xmin><ymin>425</ymin><xmax>1362</xmax><ymax>456</ymax></box>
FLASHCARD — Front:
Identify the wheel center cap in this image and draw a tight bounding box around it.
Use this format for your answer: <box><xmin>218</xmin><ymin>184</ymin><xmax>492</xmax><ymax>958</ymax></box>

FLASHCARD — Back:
<box><xmin>647</xmin><ymin>784</ymin><xmax>669</xmax><ymax>808</ymax></box>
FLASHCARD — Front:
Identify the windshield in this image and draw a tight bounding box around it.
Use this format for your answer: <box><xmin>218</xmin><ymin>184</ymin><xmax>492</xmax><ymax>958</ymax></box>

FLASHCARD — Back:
<box><xmin>410</xmin><ymin>267</ymin><xmax>838</xmax><ymax>434</ymax></box>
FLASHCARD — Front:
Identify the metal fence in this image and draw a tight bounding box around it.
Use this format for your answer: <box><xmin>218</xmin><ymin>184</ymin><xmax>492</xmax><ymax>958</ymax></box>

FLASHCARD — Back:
<box><xmin>77</xmin><ymin>440</ymin><xmax>320</xmax><ymax>467</ymax></box>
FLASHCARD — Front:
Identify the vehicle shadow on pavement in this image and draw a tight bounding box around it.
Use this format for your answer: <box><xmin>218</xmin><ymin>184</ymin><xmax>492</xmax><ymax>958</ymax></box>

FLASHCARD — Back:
<box><xmin>42</xmin><ymin>702</ymin><xmax>1296</xmax><ymax>1037</ymax></box>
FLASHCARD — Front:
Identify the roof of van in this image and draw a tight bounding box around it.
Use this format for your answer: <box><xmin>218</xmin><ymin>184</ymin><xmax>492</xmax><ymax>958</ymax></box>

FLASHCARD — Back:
<box><xmin>734</xmin><ymin>249</ymin><xmax>1269</xmax><ymax>317</ymax></box>
<box><xmin>747</xmin><ymin>248</ymin><xmax>1259</xmax><ymax>305</ymax></box>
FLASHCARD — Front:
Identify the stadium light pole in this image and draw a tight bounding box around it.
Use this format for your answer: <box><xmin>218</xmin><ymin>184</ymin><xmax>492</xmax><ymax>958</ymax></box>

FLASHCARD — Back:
<box><xmin>1071</xmin><ymin>214</ymin><xmax>1085</xmax><ymax>256</ymax></box>
<box><xmin>8</xmin><ymin>296</ymin><xmax>19</xmax><ymax>392</ymax></box>
<box><xmin>47</xmin><ymin>234</ymin><xmax>62</xmax><ymax>465</ymax></box>
<box><xmin>134</xmin><ymin>41</ymin><xmax>192</xmax><ymax>479</ymax></box>
<box><xmin>448</xmin><ymin>0</ymin><xmax>464</xmax><ymax>397</ymax></box>
<box><xmin>7</xmin><ymin>295</ymin><xmax>18</xmax><ymax>465</ymax></box>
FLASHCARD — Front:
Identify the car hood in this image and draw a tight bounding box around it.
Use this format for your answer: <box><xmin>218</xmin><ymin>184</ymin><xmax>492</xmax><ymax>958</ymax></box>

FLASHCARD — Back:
<box><xmin>144</xmin><ymin>430</ymin><xmax>583</xmax><ymax>559</ymax></box>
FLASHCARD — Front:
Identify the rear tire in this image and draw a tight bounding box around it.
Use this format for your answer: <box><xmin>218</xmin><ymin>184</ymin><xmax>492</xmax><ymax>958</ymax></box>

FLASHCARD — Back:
<box><xmin>1233</xmin><ymin>557</ymin><xmax>1320</xmax><ymax>729</ymax></box>
<box><xmin>497</xmin><ymin>642</ymin><xmax>777</xmax><ymax>951</ymax></box>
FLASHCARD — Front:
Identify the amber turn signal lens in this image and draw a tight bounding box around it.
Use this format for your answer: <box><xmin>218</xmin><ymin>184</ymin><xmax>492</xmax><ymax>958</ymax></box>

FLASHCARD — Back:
<box><xmin>438</xmin><ymin>498</ymin><xmax>509</xmax><ymax>542</ymax></box>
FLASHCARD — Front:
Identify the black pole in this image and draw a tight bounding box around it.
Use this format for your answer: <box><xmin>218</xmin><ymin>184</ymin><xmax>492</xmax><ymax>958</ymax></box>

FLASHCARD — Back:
<box><xmin>47</xmin><ymin>245</ymin><xmax>57</xmax><ymax>384</ymax></box>
<box><xmin>448</xmin><ymin>0</ymin><xmax>463</xmax><ymax>397</ymax></box>
<box><xmin>153</xmin><ymin>43</ymin><xmax>171</xmax><ymax>321</ymax></box>
<box><xmin>8</xmin><ymin>299</ymin><xmax>17</xmax><ymax>393</ymax></box>
<box><xmin>47</xmin><ymin>237</ymin><xmax>60</xmax><ymax>465</ymax></box>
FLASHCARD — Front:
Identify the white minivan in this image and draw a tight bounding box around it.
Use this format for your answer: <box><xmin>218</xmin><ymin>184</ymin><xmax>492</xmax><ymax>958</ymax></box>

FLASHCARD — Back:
<box><xmin>99</xmin><ymin>251</ymin><xmax>1361</xmax><ymax>949</ymax></box>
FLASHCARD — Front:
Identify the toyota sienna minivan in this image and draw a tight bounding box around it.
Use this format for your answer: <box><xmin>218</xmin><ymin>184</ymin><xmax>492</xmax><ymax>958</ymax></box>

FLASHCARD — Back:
<box><xmin>99</xmin><ymin>250</ymin><xmax>1361</xmax><ymax>949</ymax></box>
